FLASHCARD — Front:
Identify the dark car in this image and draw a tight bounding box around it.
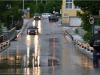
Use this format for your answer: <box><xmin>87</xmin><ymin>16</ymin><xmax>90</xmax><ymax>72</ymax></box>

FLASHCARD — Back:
<box><xmin>33</xmin><ymin>13</ymin><xmax>41</xmax><ymax>20</ymax></box>
<box><xmin>27</xmin><ymin>26</ymin><xmax>38</xmax><ymax>35</ymax></box>
<box><xmin>48</xmin><ymin>14</ymin><xmax>59</xmax><ymax>22</ymax></box>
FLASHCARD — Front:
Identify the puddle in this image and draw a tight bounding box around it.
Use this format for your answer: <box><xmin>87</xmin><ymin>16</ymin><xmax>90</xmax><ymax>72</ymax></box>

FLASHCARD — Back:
<box><xmin>0</xmin><ymin>37</ymin><xmax>61</xmax><ymax>74</ymax></box>
<box><xmin>48</xmin><ymin>57</ymin><xmax>60</xmax><ymax>66</ymax></box>
<box><xmin>48</xmin><ymin>38</ymin><xmax>59</xmax><ymax>43</ymax></box>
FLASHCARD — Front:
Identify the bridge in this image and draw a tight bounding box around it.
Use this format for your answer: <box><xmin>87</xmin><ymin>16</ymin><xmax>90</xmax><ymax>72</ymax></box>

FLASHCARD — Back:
<box><xmin>0</xmin><ymin>19</ymin><xmax>29</xmax><ymax>52</ymax></box>
<box><xmin>0</xmin><ymin>19</ymin><xmax>94</xmax><ymax>59</ymax></box>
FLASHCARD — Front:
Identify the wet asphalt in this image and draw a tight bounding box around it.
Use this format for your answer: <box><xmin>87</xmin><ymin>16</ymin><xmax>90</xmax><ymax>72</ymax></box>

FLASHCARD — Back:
<box><xmin>0</xmin><ymin>18</ymin><xmax>100</xmax><ymax>75</ymax></box>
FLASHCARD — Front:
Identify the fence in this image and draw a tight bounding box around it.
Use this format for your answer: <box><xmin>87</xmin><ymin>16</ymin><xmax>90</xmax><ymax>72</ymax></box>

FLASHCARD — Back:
<box><xmin>2</xmin><ymin>27</ymin><xmax>17</xmax><ymax>41</ymax></box>
<box><xmin>63</xmin><ymin>29</ymin><xmax>93</xmax><ymax>58</ymax></box>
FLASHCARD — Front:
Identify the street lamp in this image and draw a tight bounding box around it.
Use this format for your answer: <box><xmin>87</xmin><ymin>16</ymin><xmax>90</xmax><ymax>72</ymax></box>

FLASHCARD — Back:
<box><xmin>6</xmin><ymin>4</ymin><xmax>11</xmax><ymax>9</ymax></box>
<box><xmin>10</xmin><ymin>15</ymin><xmax>14</xmax><ymax>24</ymax></box>
<box><xmin>53</xmin><ymin>7</ymin><xmax>55</xmax><ymax>14</ymax></box>
<box><xmin>36</xmin><ymin>0</ymin><xmax>37</xmax><ymax>5</ymax></box>
<box><xmin>23</xmin><ymin>0</ymin><xmax>24</xmax><ymax>12</ymax></box>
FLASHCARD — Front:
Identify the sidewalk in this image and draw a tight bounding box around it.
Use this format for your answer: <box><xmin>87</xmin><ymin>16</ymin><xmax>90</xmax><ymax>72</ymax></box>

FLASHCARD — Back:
<box><xmin>61</xmin><ymin>24</ymin><xmax>84</xmax><ymax>43</ymax></box>
<box><xmin>57</xmin><ymin>19</ymin><xmax>84</xmax><ymax>42</ymax></box>
<box><xmin>60</xmin><ymin>24</ymin><xmax>93</xmax><ymax>58</ymax></box>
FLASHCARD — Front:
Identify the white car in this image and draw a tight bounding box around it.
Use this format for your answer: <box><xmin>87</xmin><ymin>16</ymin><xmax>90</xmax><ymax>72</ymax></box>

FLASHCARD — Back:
<box><xmin>41</xmin><ymin>13</ymin><xmax>52</xmax><ymax>19</ymax></box>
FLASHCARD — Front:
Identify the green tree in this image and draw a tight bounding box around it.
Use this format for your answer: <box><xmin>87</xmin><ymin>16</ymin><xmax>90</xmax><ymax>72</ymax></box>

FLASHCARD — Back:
<box><xmin>0</xmin><ymin>1</ymin><xmax>23</xmax><ymax>29</ymax></box>
<box><xmin>74</xmin><ymin>1</ymin><xmax>100</xmax><ymax>41</ymax></box>
<box><xmin>37</xmin><ymin>3</ymin><xmax>44</xmax><ymax>14</ymax></box>
<box><xmin>24</xmin><ymin>0</ymin><xmax>62</xmax><ymax>16</ymax></box>
<box><xmin>44</xmin><ymin>1</ymin><xmax>56</xmax><ymax>13</ymax></box>
<box><xmin>3</xmin><ymin>6</ymin><xmax>23</xmax><ymax>29</ymax></box>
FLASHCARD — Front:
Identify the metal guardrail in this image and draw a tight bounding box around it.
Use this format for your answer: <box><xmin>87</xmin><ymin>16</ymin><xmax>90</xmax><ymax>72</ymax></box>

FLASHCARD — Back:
<box><xmin>63</xmin><ymin>30</ymin><xmax>73</xmax><ymax>41</ymax></box>
<box><xmin>0</xmin><ymin>40</ymin><xmax>10</xmax><ymax>52</ymax></box>
<box><xmin>0</xmin><ymin>19</ymin><xmax>30</xmax><ymax>52</ymax></box>
<box><xmin>16</xmin><ymin>19</ymin><xmax>29</xmax><ymax>40</ymax></box>
<box><xmin>63</xmin><ymin>29</ymin><xmax>93</xmax><ymax>58</ymax></box>
<box><xmin>74</xmin><ymin>40</ymin><xmax>93</xmax><ymax>59</ymax></box>
<box><xmin>2</xmin><ymin>27</ymin><xmax>17</xmax><ymax>41</ymax></box>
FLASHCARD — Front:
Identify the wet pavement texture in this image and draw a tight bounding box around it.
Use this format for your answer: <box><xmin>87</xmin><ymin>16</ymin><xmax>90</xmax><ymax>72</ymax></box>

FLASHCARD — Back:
<box><xmin>0</xmin><ymin>19</ymin><xmax>100</xmax><ymax>75</ymax></box>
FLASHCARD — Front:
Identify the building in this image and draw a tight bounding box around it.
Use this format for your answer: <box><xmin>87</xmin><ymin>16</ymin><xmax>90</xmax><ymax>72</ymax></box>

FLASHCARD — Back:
<box><xmin>62</xmin><ymin>0</ymin><xmax>82</xmax><ymax>26</ymax></box>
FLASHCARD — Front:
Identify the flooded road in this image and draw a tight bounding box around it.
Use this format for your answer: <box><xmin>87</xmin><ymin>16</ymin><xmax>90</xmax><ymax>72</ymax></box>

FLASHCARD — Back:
<box><xmin>0</xmin><ymin>18</ymin><xmax>100</xmax><ymax>75</ymax></box>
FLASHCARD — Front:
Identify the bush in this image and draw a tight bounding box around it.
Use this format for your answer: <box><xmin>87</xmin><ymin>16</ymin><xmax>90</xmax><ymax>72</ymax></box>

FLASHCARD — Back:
<box><xmin>83</xmin><ymin>32</ymin><xmax>91</xmax><ymax>42</ymax></box>
<box><xmin>16</xmin><ymin>19</ymin><xmax>23</xmax><ymax>30</ymax></box>
<box><xmin>75</xmin><ymin>29</ymin><xmax>78</xmax><ymax>34</ymax></box>
<box><xmin>0</xmin><ymin>22</ymin><xmax>2</xmax><ymax>33</ymax></box>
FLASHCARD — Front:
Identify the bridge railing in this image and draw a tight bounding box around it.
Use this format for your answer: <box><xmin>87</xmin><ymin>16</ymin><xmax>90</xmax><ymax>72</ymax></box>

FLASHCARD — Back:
<box><xmin>63</xmin><ymin>29</ymin><xmax>94</xmax><ymax>58</ymax></box>
<box><xmin>2</xmin><ymin>27</ymin><xmax>17</xmax><ymax>41</ymax></box>
<box><xmin>0</xmin><ymin>19</ymin><xmax>30</xmax><ymax>52</ymax></box>
<box><xmin>75</xmin><ymin>40</ymin><xmax>94</xmax><ymax>52</ymax></box>
<box><xmin>74</xmin><ymin>40</ymin><xmax>94</xmax><ymax>58</ymax></box>
<box><xmin>0</xmin><ymin>40</ymin><xmax>10</xmax><ymax>52</ymax></box>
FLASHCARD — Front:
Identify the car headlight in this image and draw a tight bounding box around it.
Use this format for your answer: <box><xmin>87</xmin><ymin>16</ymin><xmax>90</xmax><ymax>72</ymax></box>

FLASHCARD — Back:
<box><xmin>28</xmin><ymin>30</ymin><xmax>30</xmax><ymax>32</ymax></box>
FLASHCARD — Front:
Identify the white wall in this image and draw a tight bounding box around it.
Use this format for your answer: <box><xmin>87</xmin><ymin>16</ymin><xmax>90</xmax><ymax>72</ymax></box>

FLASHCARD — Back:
<box><xmin>69</xmin><ymin>17</ymin><xmax>82</xmax><ymax>26</ymax></box>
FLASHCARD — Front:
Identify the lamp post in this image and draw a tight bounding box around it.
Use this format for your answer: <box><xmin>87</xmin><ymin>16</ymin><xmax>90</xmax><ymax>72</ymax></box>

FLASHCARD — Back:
<box><xmin>53</xmin><ymin>7</ymin><xmax>55</xmax><ymax>14</ymax></box>
<box><xmin>36</xmin><ymin>0</ymin><xmax>37</xmax><ymax>5</ymax></box>
<box><xmin>23</xmin><ymin>0</ymin><xmax>24</xmax><ymax>12</ymax></box>
<box><xmin>6</xmin><ymin>4</ymin><xmax>11</xmax><ymax>9</ymax></box>
<box><xmin>10</xmin><ymin>15</ymin><xmax>14</xmax><ymax>24</ymax></box>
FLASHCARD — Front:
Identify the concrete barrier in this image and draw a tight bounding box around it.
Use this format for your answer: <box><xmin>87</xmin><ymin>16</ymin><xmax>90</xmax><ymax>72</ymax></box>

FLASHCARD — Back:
<box><xmin>75</xmin><ymin>40</ymin><xmax>93</xmax><ymax>58</ymax></box>
<box><xmin>0</xmin><ymin>40</ymin><xmax>10</xmax><ymax>52</ymax></box>
<box><xmin>16</xmin><ymin>19</ymin><xmax>30</xmax><ymax>39</ymax></box>
<box><xmin>77</xmin><ymin>27</ymin><xmax>87</xmax><ymax>37</ymax></box>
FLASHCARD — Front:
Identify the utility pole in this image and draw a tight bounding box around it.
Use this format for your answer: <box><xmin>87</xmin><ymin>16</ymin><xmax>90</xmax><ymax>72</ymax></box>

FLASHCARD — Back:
<box><xmin>36</xmin><ymin>0</ymin><xmax>37</xmax><ymax>5</ymax></box>
<box><xmin>23</xmin><ymin>0</ymin><xmax>24</xmax><ymax>11</ymax></box>
<box><xmin>10</xmin><ymin>15</ymin><xmax>14</xmax><ymax>24</ymax></box>
<box><xmin>46</xmin><ymin>0</ymin><xmax>47</xmax><ymax>3</ymax></box>
<box><xmin>41</xmin><ymin>0</ymin><xmax>42</xmax><ymax>3</ymax></box>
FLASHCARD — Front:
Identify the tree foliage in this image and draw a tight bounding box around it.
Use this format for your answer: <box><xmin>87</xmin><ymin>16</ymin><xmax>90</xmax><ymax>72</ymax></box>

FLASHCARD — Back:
<box><xmin>74</xmin><ymin>1</ymin><xmax>100</xmax><ymax>15</ymax></box>
<box><xmin>74</xmin><ymin>0</ymin><xmax>100</xmax><ymax>41</ymax></box>
<box><xmin>0</xmin><ymin>1</ymin><xmax>62</xmax><ymax>29</ymax></box>
<box><xmin>44</xmin><ymin>1</ymin><xmax>55</xmax><ymax>13</ymax></box>
<box><xmin>0</xmin><ymin>1</ymin><xmax>23</xmax><ymax>29</ymax></box>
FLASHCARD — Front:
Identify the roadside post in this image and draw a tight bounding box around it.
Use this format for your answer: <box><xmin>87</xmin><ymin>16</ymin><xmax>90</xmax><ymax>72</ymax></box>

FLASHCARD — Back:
<box><xmin>89</xmin><ymin>15</ymin><xmax>100</xmax><ymax>35</ymax></box>
<box><xmin>89</xmin><ymin>16</ymin><xmax>94</xmax><ymax>35</ymax></box>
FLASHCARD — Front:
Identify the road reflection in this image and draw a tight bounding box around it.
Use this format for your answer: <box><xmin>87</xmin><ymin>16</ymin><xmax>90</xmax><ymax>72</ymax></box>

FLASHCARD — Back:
<box><xmin>25</xmin><ymin>32</ymin><xmax>41</xmax><ymax>75</ymax></box>
<box><xmin>33</xmin><ymin>35</ymin><xmax>41</xmax><ymax>75</ymax></box>
<box><xmin>0</xmin><ymin>19</ymin><xmax>61</xmax><ymax>75</ymax></box>
<box><xmin>32</xmin><ymin>20</ymin><xmax>41</xmax><ymax>34</ymax></box>
<box><xmin>38</xmin><ymin>20</ymin><xmax>41</xmax><ymax>33</ymax></box>
<box><xmin>32</xmin><ymin>20</ymin><xmax>35</xmax><ymax>26</ymax></box>
<box><xmin>52</xmin><ymin>38</ymin><xmax>56</xmax><ymax>75</ymax></box>
<box><xmin>26</xmin><ymin>35</ymin><xmax>31</xmax><ymax>46</ymax></box>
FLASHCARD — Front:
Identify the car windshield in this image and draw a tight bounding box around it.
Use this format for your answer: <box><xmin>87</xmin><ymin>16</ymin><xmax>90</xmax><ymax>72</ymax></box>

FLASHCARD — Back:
<box><xmin>28</xmin><ymin>26</ymin><xmax>37</xmax><ymax>29</ymax></box>
<box><xmin>48</xmin><ymin>13</ymin><xmax>52</xmax><ymax>15</ymax></box>
<box><xmin>34</xmin><ymin>14</ymin><xmax>40</xmax><ymax>16</ymax></box>
<box><xmin>50</xmin><ymin>14</ymin><xmax>55</xmax><ymax>16</ymax></box>
<box><xmin>42</xmin><ymin>13</ymin><xmax>51</xmax><ymax>15</ymax></box>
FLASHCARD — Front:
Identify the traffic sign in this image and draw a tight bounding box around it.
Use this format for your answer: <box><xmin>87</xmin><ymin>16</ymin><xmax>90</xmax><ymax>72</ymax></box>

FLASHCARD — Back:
<box><xmin>89</xmin><ymin>16</ymin><xmax>94</xmax><ymax>24</ymax></box>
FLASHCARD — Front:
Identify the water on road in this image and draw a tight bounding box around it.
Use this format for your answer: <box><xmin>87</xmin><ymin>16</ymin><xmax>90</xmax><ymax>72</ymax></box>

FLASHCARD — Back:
<box><xmin>0</xmin><ymin>19</ymin><xmax>99</xmax><ymax>75</ymax></box>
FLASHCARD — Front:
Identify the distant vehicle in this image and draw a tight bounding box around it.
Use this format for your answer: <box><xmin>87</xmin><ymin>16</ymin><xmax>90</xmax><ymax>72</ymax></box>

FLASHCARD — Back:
<box><xmin>27</xmin><ymin>26</ymin><xmax>38</xmax><ymax>35</ymax></box>
<box><xmin>48</xmin><ymin>14</ymin><xmax>59</xmax><ymax>22</ymax></box>
<box><xmin>41</xmin><ymin>13</ymin><xmax>52</xmax><ymax>19</ymax></box>
<box><xmin>33</xmin><ymin>13</ymin><xmax>41</xmax><ymax>20</ymax></box>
